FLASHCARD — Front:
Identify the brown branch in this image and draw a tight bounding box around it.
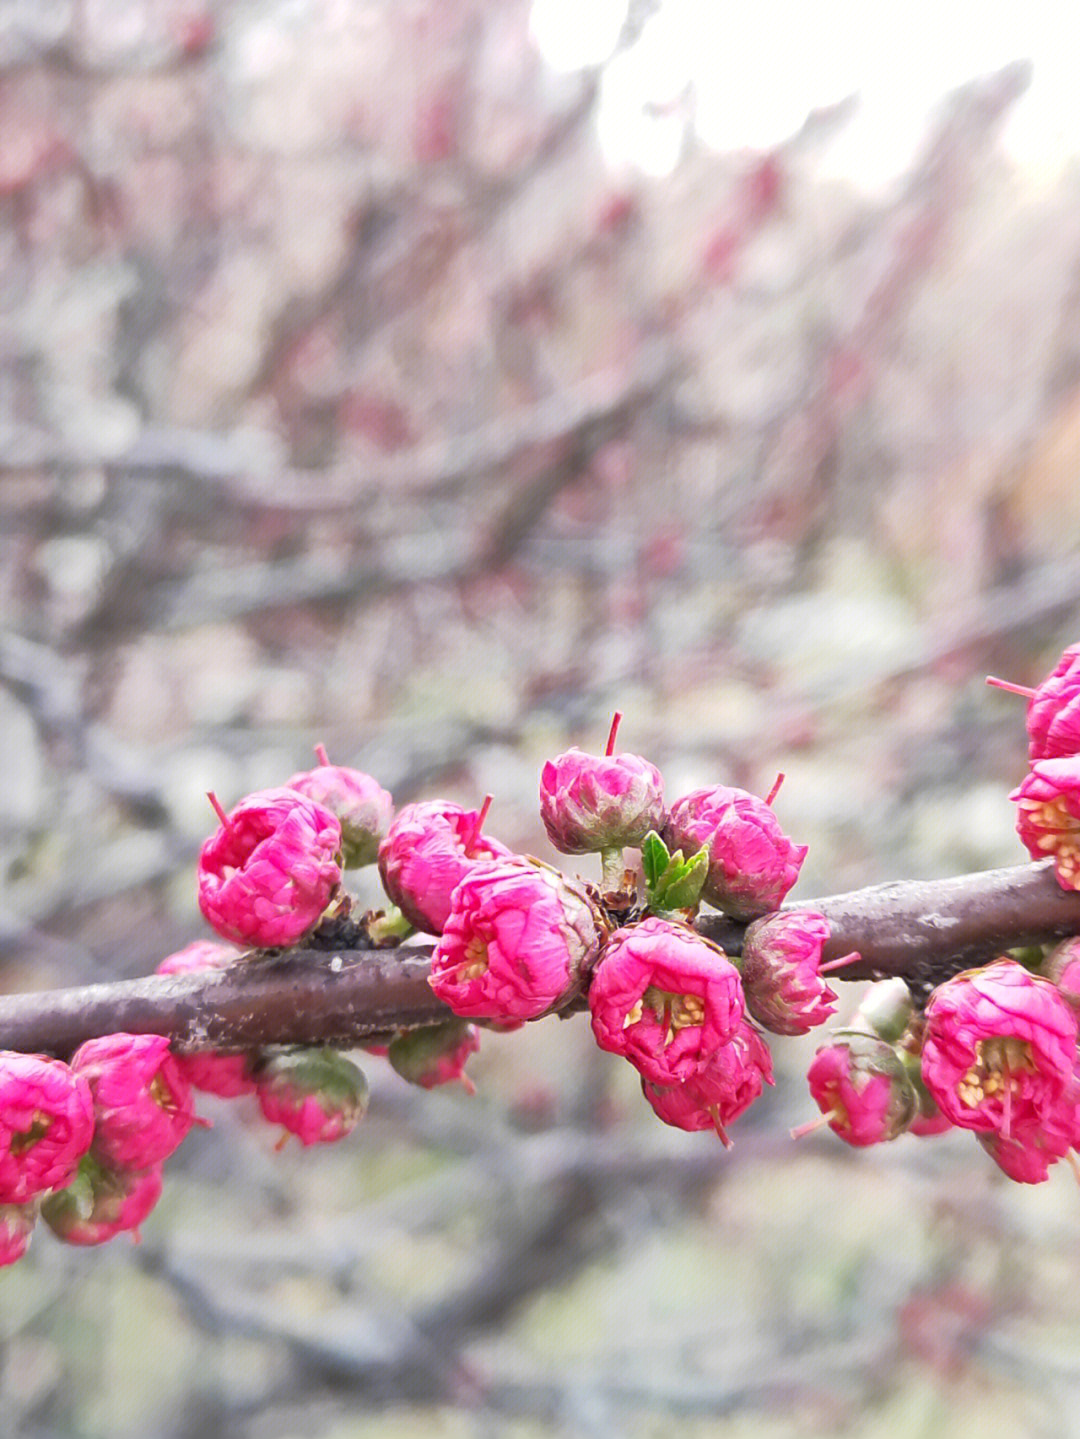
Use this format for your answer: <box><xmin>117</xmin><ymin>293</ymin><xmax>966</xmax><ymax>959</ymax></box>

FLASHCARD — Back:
<box><xmin>5</xmin><ymin>861</ymin><xmax>1080</xmax><ymax>1059</ymax></box>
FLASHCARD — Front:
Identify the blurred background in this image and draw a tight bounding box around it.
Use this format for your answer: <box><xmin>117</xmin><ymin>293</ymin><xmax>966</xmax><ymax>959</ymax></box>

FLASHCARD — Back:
<box><xmin>4</xmin><ymin>1</ymin><xmax>1080</xmax><ymax>1434</ymax></box>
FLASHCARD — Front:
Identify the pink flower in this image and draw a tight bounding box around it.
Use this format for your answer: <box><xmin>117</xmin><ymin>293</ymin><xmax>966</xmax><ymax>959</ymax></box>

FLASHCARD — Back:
<box><xmin>198</xmin><ymin>788</ymin><xmax>342</xmax><ymax>948</ymax></box>
<box><xmin>0</xmin><ymin>1052</ymin><xmax>94</xmax><ymax>1204</ymax></box>
<box><xmin>156</xmin><ymin>940</ymin><xmax>240</xmax><ymax>974</ymax></box>
<box><xmin>641</xmin><ymin>1020</ymin><xmax>774</xmax><ymax>1143</ymax></box>
<box><xmin>286</xmin><ymin>752</ymin><xmax>393</xmax><ymax>868</ymax></box>
<box><xmin>378</xmin><ymin>800</ymin><xmax>511</xmax><ymax>935</ymax></box>
<box><xmin>1045</xmin><ymin>937</ymin><xmax>1080</xmax><ymax>1012</ymax></box>
<box><xmin>920</xmin><ymin>959</ymin><xmax>1079</xmax><ymax>1136</ymax></box>
<box><xmin>908</xmin><ymin>1110</ymin><xmax>954</xmax><ymax>1138</ymax></box>
<box><xmin>588</xmin><ymin>916</ymin><xmax>744</xmax><ymax>1085</ymax></box>
<box><xmin>665</xmin><ymin>786</ymin><xmax>807</xmax><ymax>920</ymax></box>
<box><xmin>72</xmin><ymin>1033</ymin><xmax>196</xmax><ymax>1169</ymax></box>
<box><xmin>978</xmin><ymin>1099</ymin><xmax>1080</xmax><ymax>1183</ymax></box>
<box><xmin>0</xmin><ymin>1202</ymin><xmax>37</xmax><ymax>1266</ymax></box>
<box><xmin>804</xmin><ymin>1035</ymin><xmax>917</xmax><ymax>1147</ymax></box>
<box><xmin>255</xmin><ymin>1048</ymin><xmax>369</xmax><ymax>1146</ymax></box>
<box><xmin>1011</xmin><ymin>758</ymin><xmax>1080</xmax><ymax>891</ymax></box>
<box><xmin>388</xmin><ymin>1021</ymin><xmax>481</xmax><ymax>1094</ymax></box>
<box><xmin>430</xmin><ymin>859</ymin><xmax>601</xmax><ymax>1022</ymax></box>
<box><xmin>739</xmin><ymin>909</ymin><xmax>839</xmax><ymax>1036</ymax></box>
<box><xmin>42</xmin><ymin>1158</ymin><xmax>163</xmax><ymax>1245</ymax></box>
<box><xmin>539</xmin><ymin>746</ymin><xmax>665</xmax><ymax>854</ymax></box>
<box><xmin>1026</xmin><ymin>644</ymin><xmax>1080</xmax><ymax>760</ymax></box>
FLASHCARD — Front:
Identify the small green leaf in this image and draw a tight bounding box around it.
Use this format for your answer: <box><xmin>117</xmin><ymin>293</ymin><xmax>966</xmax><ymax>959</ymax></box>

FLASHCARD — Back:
<box><xmin>640</xmin><ymin>830</ymin><xmax>669</xmax><ymax>890</ymax></box>
<box><xmin>657</xmin><ymin>847</ymin><xmax>708</xmax><ymax>909</ymax></box>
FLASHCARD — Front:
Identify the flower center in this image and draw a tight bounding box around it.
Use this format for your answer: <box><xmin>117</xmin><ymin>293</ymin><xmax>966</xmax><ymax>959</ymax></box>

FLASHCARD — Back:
<box><xmin>459</xmin><ymin>936</ymin><xmax>490</xmax><ymax>981</ymax></box>
<box><xmin>150</xmin><ymin>1072</ymin><xmax>179</xmax><ymax>1114</ymax></box>
<box><xmin>957</xmin><ymin>1036</ymin><xmax>1035</xmax><ymax>1109</ymax></box>
<box><xmin>1019</xmin><ymin>795</ymin><xmax>1080</xmax><ymax>881</ymax></box>
<box><xmin>9</xmin><ymin>1112</ymin><xmax>51</xmax><ymax>1155</ymax></box>
<box><xmin>624</xmin><ymin>987</ymin><xmax>706</xmax><ymax>1045</ymax></box>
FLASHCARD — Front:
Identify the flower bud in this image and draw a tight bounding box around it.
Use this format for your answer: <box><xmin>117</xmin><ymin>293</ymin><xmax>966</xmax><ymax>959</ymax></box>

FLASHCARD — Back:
<box><xmin>665</xmin><ymin>786</ymin><xmax>806</xmax><ymax>920</ymax></box>
<box><xmin>588</xmin><ymin>916</ymin><xmax>744</xmax><ymax>1085</ymax></box>
<box><xmin>430</xmin><ymin>859</ymin><xmax>602</xmax><ymax>1022</ymax></box>
<box><xmin>255</xmin><ymin>1048</ymin><xmax>369</xmax><ymax>1146</ymax></box>
<box><xmin>804</xmin><ymin>1033</ymin><xmax>917</xmax><ymax>1146</ymax></box>
<box><xmin>42</xmin><ymin>1155</ymin><xmax>163</xmax><ymax>1245</ymax></box>
<box><xmin>0</xmin><ymin>1202</ymin><xmax>37</xmax><ymax>1266</ymax></box>
<box><xmin>286</xmin><ymin>753</ymin><xmax>393</xmax><ymax>868</ymax></box>
<box><xmin>1026</xmin><ymin>644</ymin><xmax>1080</xmax><ymax>761</ymax></box>
<box><xmin>378</xmin><ymin>800</ymin><xmax>510</xmax><ymax>935</ymax></box>
<box><xmin>539</xmin><ymin>746</ymin><xmax>665</xmax><ymax>855</ymax></box>
<box><xmin>850</xmin><ymin>977</ymin><xmax>915</xmax><ymax>1043</ymax></box>
<box><xmin>72</xmin><ymin>1033</ymin><xmax>196</xmax><ymax>1170</ymax></box>
<box><xmin>0</xmin><ymin>1052</ymin><xmax>94</xmax><ymax>1204</ymax></box>
<box><xmin>641</xmin><ymin>1020</ymin><xmax>773</xmax><ymax>1143</ymax></box>
<box><xmin>740</xmin><ymin>909</ymin><xmax>838</xmax><ymax>1036</ymax></box>
<box><xmin>388</xmin><ymin>1022</ymin><xmax>480</xmax><ymax>1094</ymax></box>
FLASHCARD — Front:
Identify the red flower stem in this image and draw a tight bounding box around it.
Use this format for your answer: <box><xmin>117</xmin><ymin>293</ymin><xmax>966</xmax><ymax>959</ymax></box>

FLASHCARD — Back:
<box><xmin>604</xmin><ymin>712</ymin><xmax>623</xmax><ymax>756</ymax></box>
<box><xmin>468</xmin><ymin>794</ymin><xmax>493</xmax><ymax>849</ymax></box>
<box><xmin>818</xmin><ymin>951</ymin><xmax>864</xmax><ymax>975</ymax></box>
<box><xmin>206</xmin><ymin>792</ymin><xmax>231</xmax><ymax>830</ymax></box>
<box><xmin>764</xmin><ymin>773</ymin><xmax>785</xmax><ymax>806</ymax></box>
<box><xmin>790</xmin><ymin>1112</ymin><xmax>836</xmax><ymax>1140</ymax></box>
<box><xmin>314</xmin><ymin>743</ymin><xmax>331</xmax><ymax>766</ymax></box>
<box><xmin>985</xmin><ymin>675</ymin><xmax>1036</xmax><ymax>700</ymax></box>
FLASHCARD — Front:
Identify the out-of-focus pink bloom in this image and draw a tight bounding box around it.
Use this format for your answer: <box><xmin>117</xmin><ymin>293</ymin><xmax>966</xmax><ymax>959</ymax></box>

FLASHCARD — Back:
<box><xmin>388</xmin><ymin>1022</ymin><xmax>481</xmax><ymax>1094</ymax></box>
<box><xmin>378</xmin><ymin>800</ymin><xmax>511</xmax><ymax>935</ymax></box>
<box><xmin>740</xmin><ymin>910</ymin><xmax>839</xmax><ymax>1036</ymax></box>
<box><xmin>978</xmin><ymin>1099</ymin><xmax>1080</xmax><ymax>1183</ymax></box>
<box><xmin>430</xmin><ymin>860</ymin><xmax>601</xmax><ymax>1022</ymax></box>
<box><xmin>1043</xmin><ymin>936</ymin><xmax>1080</xmax><ymax>1012</ymax></box>
<box><xmin>0</xmin><ymin>1202</ymin><xmax>37</xmax><ymax>1266</ymax></box>
<box><xmin>286</xmin><ymin>754</ymin><xmax>393</xmax><ymax>868</ymax></box>
<box><xmin>921</xmin><ymin>958</ymin><xmax>1079</xmax><ymax>1136</ymax></box>
<box><xmin>1011</xmin><ymin>759</ymin><xmax>1080</xmax><ymax>891</ymax></box>
<box><xmin>198</xmin><ymin>788</ymin><xmax>342</xmax><ymax>947</ymax></box>
<box><xmin>156</xmin><ymin>940</ymin><xmax>241</xmax><ymax>974</ymax></box>
<box><xmin>665</xmin><ymin>786</ymin><xmax>807</xmax><ymax>919</ymax></box>
<box><xmin>641</xmin><ymin>1020</ymin><xmax>774</xmax><ymax>1143</ymax></box>
<box><xmin>72</xmin><ymin>1033</ymin><xmax>196</xmax><ymax>1170</ymax></box>
<box><xmin>588</xmin><ymin>916</ymin><xmax>744</xmax><ymax>1085</ymax></box>
<box><xmin>539</xmin><ymin>746</ymin><xmax>665</xmax><ymax>854</ymax></box>
<box><xmin>0</xmin><ymin>1053</ymin><xmax>94</xmax><ymax>1204</ymax></box>
<box><xmin>1026</xmin><ymin>644</ymin><xmax>1080</xmax><ymax>760</ymax></box>
<box><xmin>921</xmin><ymin>959</ymin><xmax>1079</xmax><ymax>1136</ymax></box>
<box><xmin>255</xmin><ymin>1048</ymin><xmax>368</xmax><ymax>1146</ymax></box>
<box><xmin>804</xmin><ymin>1035</ymin><xmax>917</xmax><ymax>1147</ymax></box>
<box><xmin>42</xmin><ymin>1158</ymin><xmax>163</xmax><ymax>1245</ymax></box>
<box><xmin>908</xmin><ymin>1110</ymin><xmax>954</xmax><ymax>1137</ymax></box>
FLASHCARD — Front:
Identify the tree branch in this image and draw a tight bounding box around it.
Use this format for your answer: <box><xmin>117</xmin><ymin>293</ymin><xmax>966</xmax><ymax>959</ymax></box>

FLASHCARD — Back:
<box><xmin>4</xmin><ymin>861</ymin><xmax>1080</xmax><ymax>1058</ymax></box>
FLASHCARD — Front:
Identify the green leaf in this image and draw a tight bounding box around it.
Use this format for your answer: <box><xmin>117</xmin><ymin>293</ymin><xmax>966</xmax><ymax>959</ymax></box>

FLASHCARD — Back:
<box><xmin>640</xmin><ymin>830</ymin><xmax>669</xmax><ymax>890</ymax></box>
<box><xmin>656</xmin><ymin>846</ymin><xmax>708</xmax><ymax>909</ymax></box>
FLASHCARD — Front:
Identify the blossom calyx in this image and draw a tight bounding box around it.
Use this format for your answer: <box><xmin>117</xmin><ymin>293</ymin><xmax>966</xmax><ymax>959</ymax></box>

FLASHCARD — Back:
<box><xmin>0</xmin><ymin>1052</ymin><xmax>94</xmax><ymax>1204</ymax></box>
<box><xmin>804</xmin><ymin>1033</ymin><xmax>917</xmax><ymax>1147</ymax></box>
<box><xmin>664</xmin><ymin>786</ymin><xmax>806</xmax><ymax>920</ymax></box>
<box><xmin>430</xmin><ymin>858</ymin><xmax>602</xmax><ymax>1022</ymax></box>
<box><xmin>42</xmin><ymin>1155</ymin><xmax>164</xmax><ymax>1245</ymax></box>
<box><xmin>739</xmin><ymin>909</ymin><xmax>838</xmax><ymax>1036</ymax></box>
<box><xmin>920</xmin><ymin>958</ymin><xmax>1079</xmax><ymax>1137</ymax></box>
<box><xmin>255</xmin><ymin>1047</ymin><xmax>369</xmax><ymax>1146</ymax></box>
<box><xmin>1011</xmin><ymin>758</ymin><xmax>1080</xmax><ymax>891</ymax></box>
<box><xmin>588</xmin><ymin>916</ymin><xmax>745</xmax><ymax>1086</ymax></box>
<box><xmin>539</xmin><ymin>744</ymin><xmax>665</xmax><ymax>855</ymax></box>
<box><xmin>378</xmin><ymin>800</ymin><xmax>511</xmax><ymax>935</ymax></box>
<box><xmin>72</xmin><ymin>1033</ymin><xmax>196</xmax><ymax>1170</ymax></box>
<box><xmin>641</xmin><ymin>1019</ymin><xmax>774</xmax><ymax>1144</ymax></box>
<box><xmin>198</xmin><ymin>788</ymin><xmax>342</xmax><ymax>947</ymax></box>
<box><xmin>286</xmin><ymin>754</ymin><xmax>393</xmax><ymax>868</ymax></box>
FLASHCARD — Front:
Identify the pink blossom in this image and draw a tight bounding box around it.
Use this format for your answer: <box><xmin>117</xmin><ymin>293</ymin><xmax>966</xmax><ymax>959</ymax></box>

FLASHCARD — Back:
<box><xmin>430</xmin><ymin>859</ymin><xmax>601</xmax><ymax>1022</ymax></box>
<box><xmin>908</xmin><ymin>1110</ymin><xmax>954</xmax><ymax>1138</ymax></box>
<box><xmin>978</xmin><ymin>1099</ymin><xmax>1080</xmax><ymax>1183</ymax></box>
<box><xmin>0</xmin><ymin>1052</ymin><xmax>94</xmax><ymax>1204</ymax></box>
<box><xmin>378</xmin><ymin>800</ymin><xmax>511</xmax><ymax>935</ymax></box>
<box><xmin>588</xmin><ymin>916</ymin><xmax>744</xmax><ymax>1085</ymax></box>
<box><xmin>539</xmin><ymin>746</ymin><xmax>665</xmax><ymax>854</ymax></box>
<box><xmin>388</xmin><ymin>1021</ymin><xmax>481</xmax><ymax>1094</ymax></box>
<box><xmin>42</xmin><ymin>1158</ymin><xmax>163</xmax><ymax>1245</ymax></box>
<box><xmin>0</xmin><ymin>1202</ymin><xmax>36</xmax><ymax>1266</ymax></box>
<box><xmin>255</xmin><ymin>1048</ymin><xmax>369</xmax><ymax>1146</ymax></box>
<box><xmin>920</xmin><ymin>959</ymin><xmax>1079</xmax><ymax>1136</ymax></box>
<box><xmin>72</xmin><ymin>1033</ymin><xmax>196</xmax><ymax>1169</ymax></box>
<box><xmin>665</xmin><ymin>786</ymin><xmax>807</xmax><ymax>920</ymax></box>
<box><xmin>197</xmin><ymin>788</ymin><xmax>342</xmax><ymax>947</ymax></box>
<box><xmin>286</xmin><ymin>754</ymin><xmax>393</xmax><ymax>868</ymax></box>
<box><xmin>156</xmin><ymin>939</ymin><xmax>240</xmax><ymax>974</ymax></box>
<box><xmin>739</xmin><ymin>909</ymin><xmax>838</xmax><ymax>1036</ymax></box>
<box><xmin>1026</xmin><ymin>644</ymin><xmax>1080</xmax><ymax>760</ymax></box>
<box><xmin>1011</xmin><ymin>758</ymin><xmax>1080</xmax><ymax>891</ymax></box>
<box><xmin>641</xmin><ymin>1020</ymin><xmax>774</xmax><ymax>1143</ymax></box>
<box><xmin>1045</xmin><ymin>937</ymin><xmax>1080</xmax><ymax>1012</ymax></box>
<box><xmin>804</xmin><ymin>1035</ymin><xmax>917</xmax><ymax>1147</ymax></box>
